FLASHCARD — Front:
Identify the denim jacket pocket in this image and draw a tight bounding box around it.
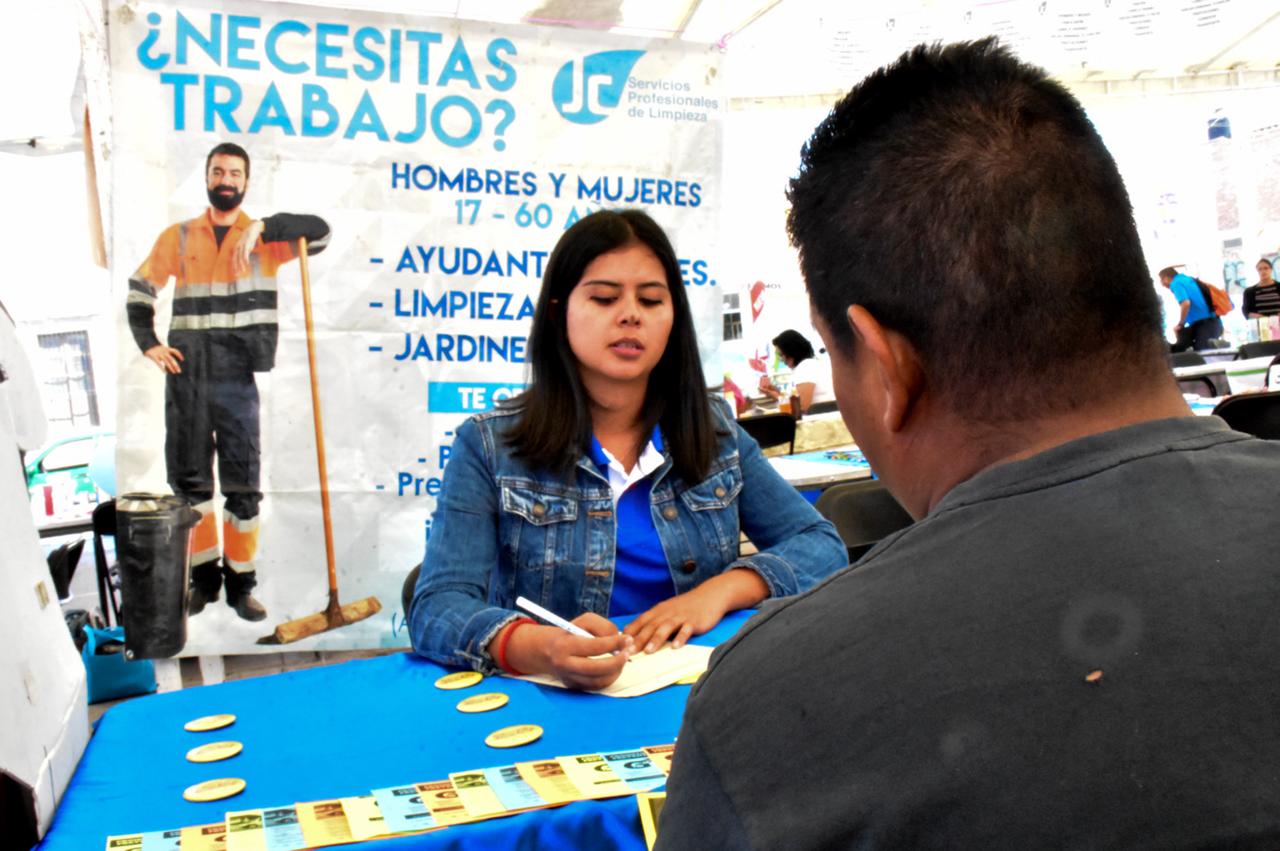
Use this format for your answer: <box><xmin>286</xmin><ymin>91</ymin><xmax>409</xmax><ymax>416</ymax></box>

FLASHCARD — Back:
<box><xmin>676</xmin><ymin>465</ymin><xmax>743</xmax><ymax>562</ymax></box>
<box><xmin>499</xmin><ymin>482</ymin><xmax>581</xmax><ymax>594</ymax></box>
<box><xmin>501</xmin><ymin>483</ymin><xmax>579</xmax><ymax>526</ymax></box>
<box><xmin>678</xmin><ymin>465</ymin><xmax>743</xmax><ymax>512</ymax></box>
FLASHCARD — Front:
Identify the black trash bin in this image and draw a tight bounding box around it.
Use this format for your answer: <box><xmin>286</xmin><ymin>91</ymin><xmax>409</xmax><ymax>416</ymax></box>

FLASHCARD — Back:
<box><xmin>116</xmin><ymin>493</ymin><xmax>201</xmax><ymax>659</ymax></box>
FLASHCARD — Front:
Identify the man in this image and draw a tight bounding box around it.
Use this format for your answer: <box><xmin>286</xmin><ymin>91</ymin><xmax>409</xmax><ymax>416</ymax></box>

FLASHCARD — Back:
<box><xmin>659</xmin><ymin>40</ymin><xmax>1280</xmax><ymax>848</ymax></box>
<box><xmin>1159</xmin><ymin>265</ymin><xmax>1223</xmax><ymax>352</ymax></box>
<box><xmin>128</xmin><ymin>142</ymin><xmax>329</xmax><ymax>622</ymax></box>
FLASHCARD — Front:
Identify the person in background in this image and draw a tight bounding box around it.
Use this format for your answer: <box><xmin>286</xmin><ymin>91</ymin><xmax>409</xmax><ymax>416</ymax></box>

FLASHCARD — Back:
<box><xmin>1159</xmin><ymin>266</ymin><xmax>1222</xmax><ymax>352</ymax></box>
<box><xmin>659</xmin><ymin>39</ymin><xmax>1280</xmax><ymax>849</ymax></box>
<box><xmin>757</xmin><ymin>329</ymin><xmax>834</xmax><ymax>414</ymax></box>
<box><xmin>1241</xmin><ymin>258</ymin><xmax>1280</xmax><ymax>318</ymax></box>
<box><xmin>128</xmin><ymin>142</ymin><xmax>330</xmax><ymax>622</ymax></box>
<box><xmin>409</xmin><ymin>209</ymin><xmax>845</xmax><ymax>690</ymax></box>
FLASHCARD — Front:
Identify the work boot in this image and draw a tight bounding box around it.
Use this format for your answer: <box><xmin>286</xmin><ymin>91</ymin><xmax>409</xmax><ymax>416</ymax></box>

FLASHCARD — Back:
<box><xmin>187</xmin><ymin>562</ymin><xmax>223</xmax><ymax>615</ymax></box>
<box><xmin>223</xmin><ymin>565</ymin><xmax>267</xmax><ymax>622</ymax></box>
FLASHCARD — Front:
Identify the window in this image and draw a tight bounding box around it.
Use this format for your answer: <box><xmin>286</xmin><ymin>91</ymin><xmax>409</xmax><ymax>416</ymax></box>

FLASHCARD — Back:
<box><xmin>37</xmin><ymin>331</ymin><xmax>99</xmax><ymax>429</ymax></box>
<box><xmin>722</xmin><ymin>293</ymin><xmax>743</xmax><ymax>341</ymax></box>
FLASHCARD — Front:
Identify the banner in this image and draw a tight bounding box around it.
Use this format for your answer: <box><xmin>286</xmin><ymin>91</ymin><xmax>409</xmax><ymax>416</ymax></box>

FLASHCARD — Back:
<box><xmin>107</xmin><ymin>0</ymin><xmax>725</xmax><ymax>654</ymax></box>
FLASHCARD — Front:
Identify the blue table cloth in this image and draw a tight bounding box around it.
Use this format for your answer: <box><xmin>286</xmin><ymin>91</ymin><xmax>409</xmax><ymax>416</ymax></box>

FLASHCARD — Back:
<box><xmin>38</xmin><ymin>611</ymin><xmax>753</xmax><ymax>850</ymax></box>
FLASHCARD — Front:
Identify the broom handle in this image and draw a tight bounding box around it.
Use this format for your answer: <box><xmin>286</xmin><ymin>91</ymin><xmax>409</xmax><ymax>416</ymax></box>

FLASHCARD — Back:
<box><xmin>297</xmin><ymin>237</ymin><xmax>341</xmax><ymax>611</ymax></box>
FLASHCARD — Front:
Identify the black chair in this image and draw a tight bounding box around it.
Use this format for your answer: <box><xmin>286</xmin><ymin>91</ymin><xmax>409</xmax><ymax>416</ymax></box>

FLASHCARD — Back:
<box><xmin>46</xmin><ymin>537</ymin><xmax>86</xmax><ymax>601</ymax></box>
<box><xmin>739</xmin><ymin>412</ymin><xmax>797</xmax><ymax>454</ymax></box>
<box><xmin>1170</xmin><ymin>351</ymin><xmax>1206</xmax><ymax>368</ymax></box>
<box><xmin>1212</xmin><ymin>390</ymin><xmax>1280</xmax><ymax>439</ymax></box>
<box><xmin>1237</xmin><ymin>341</ymin><xmax>1280</xmax><ymax>361</ymax></box>
<box><xmin>806</xmin><ymin>399</ymin><xmax>841</xmax><ymax>416</ymax></box>
<box><xmin>815</xmin><ymin>479</ymin><xmax>915</xmax><ymax>562</ymax></box>
<box><xmin>91</xmin><ymin>500</ymin><xmax>122</xmax><ymax>626</ymax></box>
<box><xmin>1169</xmin><ymin>350</ymin><xmax>1220</xmax><ymax>397</ymax></box>
<box><xmin>402</xmin><ymin>563</ymin><xmax>421</xmax><ymax>620</ymax></box>
<box><xmin>1178</xmin><ymin>375</ymin><xmax>1219</xmax><ymax>397</ymax></box>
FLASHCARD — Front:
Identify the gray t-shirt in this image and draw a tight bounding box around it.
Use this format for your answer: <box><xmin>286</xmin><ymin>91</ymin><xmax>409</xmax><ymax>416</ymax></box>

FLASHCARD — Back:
<box><xmin>659</xmin><ymin>416</ymin><xmax>1280</xmax><ymax>850</ymax></box>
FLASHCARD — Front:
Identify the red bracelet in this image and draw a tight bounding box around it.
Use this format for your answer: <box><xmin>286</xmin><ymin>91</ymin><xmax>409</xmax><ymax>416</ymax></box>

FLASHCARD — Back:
<box><xmin>494</xmin><ymin>617</ymin><xmax>535</xmax><ymax>675</ymax></box>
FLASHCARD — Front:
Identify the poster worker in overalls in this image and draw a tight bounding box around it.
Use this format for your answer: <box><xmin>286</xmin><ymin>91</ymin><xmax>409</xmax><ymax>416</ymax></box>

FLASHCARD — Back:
<box><xmin>127</xmin><ymin>142</ymin><xmax>330</xmax><ymax>622</ymax></box>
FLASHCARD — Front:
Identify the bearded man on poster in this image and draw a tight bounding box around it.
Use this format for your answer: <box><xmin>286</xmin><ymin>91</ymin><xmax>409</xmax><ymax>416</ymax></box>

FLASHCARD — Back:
<box><xmin>127</xmin><ymin>142</ymin><xmax>330</xmax><ymax>622</ymax></box>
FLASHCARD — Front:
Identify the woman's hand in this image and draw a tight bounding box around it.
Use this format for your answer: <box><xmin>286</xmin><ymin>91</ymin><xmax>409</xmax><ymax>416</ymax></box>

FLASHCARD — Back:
<box><xmin>758</xmin><ymin>375</ymin><xmax>779</xmax><ymax>398</ymax></box>
<box><xmin>502</xmin><ymin>613</ymin><xmax>634</xmax><ymax>691</ymax></box>
<box><xmin>625</xmin><ymin>569</ymin><xmax>768</xmax><ymax>653</ymax></box>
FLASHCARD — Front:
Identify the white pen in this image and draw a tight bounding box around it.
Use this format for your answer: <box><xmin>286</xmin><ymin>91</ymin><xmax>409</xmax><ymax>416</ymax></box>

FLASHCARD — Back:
<box><xmin>515</xmin><ymin>596</ymin><xmax>594</xmax><ymax>638</ymax></box>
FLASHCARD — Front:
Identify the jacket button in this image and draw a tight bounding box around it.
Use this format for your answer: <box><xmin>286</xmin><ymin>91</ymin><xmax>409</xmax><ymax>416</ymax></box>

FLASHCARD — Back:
<box><xmin>662</xmin><ymin>506</ymin><xmax>678</xmax><ymax>521</ymax></box>
<box><xmin>681</xmin><ymin>560</ymin><xmax>696</xmax><ymax>574</ymax></box>
<box><xmin>713</xmin><ymin>486</ymin><xmax>726</xmax><ymax>498</ymax></box>
<box><xmin>532</xmin><ymin>502</ymin><xmax>546</xmax><ymax>517</ymax></box>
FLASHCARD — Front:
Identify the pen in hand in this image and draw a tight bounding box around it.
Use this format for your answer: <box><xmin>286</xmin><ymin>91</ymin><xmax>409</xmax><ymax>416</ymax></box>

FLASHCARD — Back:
<box><xmin>516</xmin><ymin>596</ymin><xmax>594</xmax><ymax>637</ymax></box>
<box><xmin>515</xmin><ymin>597</ymin><xmax>631</xmax><ymax>657</ymax></box>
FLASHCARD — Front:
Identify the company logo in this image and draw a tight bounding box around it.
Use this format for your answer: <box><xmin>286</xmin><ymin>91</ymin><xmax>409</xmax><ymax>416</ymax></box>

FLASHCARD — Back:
<box><xmin>551</xmin><ymin>50</ymin><xmax>645</xmax><ymax>125</ymax></box>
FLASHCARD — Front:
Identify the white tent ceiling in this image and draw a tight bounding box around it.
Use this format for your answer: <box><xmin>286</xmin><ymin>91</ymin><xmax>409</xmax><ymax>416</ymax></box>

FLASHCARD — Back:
<box><xmin>294</xmin><ymin>0</ymin><xmax>1280</xmax><ymax>89</ymax></box>
<box><xmin>4</xmin><ymin>0</ymin><xmax>1279</xmax><ymax>147</ymax></box>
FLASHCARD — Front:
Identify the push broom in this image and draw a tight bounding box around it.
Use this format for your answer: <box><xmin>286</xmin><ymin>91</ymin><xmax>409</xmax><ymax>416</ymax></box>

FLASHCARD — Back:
<box><xmin>259</xmin><ymin>236</ymin><xmax>381</xmax><ymax>644</ymax></box>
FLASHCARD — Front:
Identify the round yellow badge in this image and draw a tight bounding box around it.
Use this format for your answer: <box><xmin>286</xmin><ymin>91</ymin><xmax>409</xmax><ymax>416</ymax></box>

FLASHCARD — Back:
<box><xmin>182</xmin><ymin>777</ymin><xmax>246</xmax><ymax>802</ymax></box>
<box><xmin>185</xmin><ymin>740</ymin><xmax>244</xmax><ymax>763</ymax></box>
<box><xmin>484</xmin><ymin>724</ymin><xmax>543</xmax><ymax>749</ymax></box>
<box><xmin>435</xmin><ymin>671</ymin><xmax>484</xmax><ymax>690</ymax></box>
<box><xmin>183</xmin><ymin>714</ymin><xmax>236</xmax><ymax>732</ymax></box>
<box><xmin>456</xmin><ymin>692</ymin><xmax>510</xmax><ymax>714</ymax></box>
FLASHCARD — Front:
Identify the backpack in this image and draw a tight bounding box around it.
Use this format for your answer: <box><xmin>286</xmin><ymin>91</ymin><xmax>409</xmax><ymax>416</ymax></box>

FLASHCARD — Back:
<box><xmin>1195</xmin><ymin>278</ymin><xmax>1234</xmax><ymax>317</ymax></box>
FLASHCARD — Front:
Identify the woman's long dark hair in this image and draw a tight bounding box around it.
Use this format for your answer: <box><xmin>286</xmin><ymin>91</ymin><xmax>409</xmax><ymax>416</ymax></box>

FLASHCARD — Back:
<box><xmin>772</xmin><ymin>329</ymin><xmax>815</xmax><ymax>365</ymax></box>
<box><xmin>505</xmin><ymin>209</ymin><xmax>715</xmax><ymax>483</ymax></box>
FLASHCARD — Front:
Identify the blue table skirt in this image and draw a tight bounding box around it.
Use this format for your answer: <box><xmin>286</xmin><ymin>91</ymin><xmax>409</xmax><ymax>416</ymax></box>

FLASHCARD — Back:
<box><xmin>38</xmin><ymin>611</ymin><xmax>754</xmax><ymax>850</ymax></box>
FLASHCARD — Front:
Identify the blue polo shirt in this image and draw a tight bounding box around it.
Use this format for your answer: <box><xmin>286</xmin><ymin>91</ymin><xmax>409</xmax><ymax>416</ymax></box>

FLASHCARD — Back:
<box><xmin>1170</xmin><ymin>273</ymin><xmax>1212</xmax><ymax>325</ymax></box>
<box><xmin>588</xmin><ymin>429</ymin><xmax>675</xmax><ymax>618</ymax></box>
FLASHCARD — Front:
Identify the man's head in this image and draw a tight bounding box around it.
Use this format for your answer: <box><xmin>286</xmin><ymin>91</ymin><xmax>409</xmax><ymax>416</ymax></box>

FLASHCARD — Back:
<box><xmin>788</xmin><ymin>39</ymin><xmax>1166</xmax><ymax>435</ymax></box>
<box><xmin>1158</xmin><ymin>267</ymin><xmax>1177</xmax><ymax>289</ymax></box>
<box><xmin>205</xmin><ymin>142</ymin><xmax>250</xmax><ymax>213</ymax></box>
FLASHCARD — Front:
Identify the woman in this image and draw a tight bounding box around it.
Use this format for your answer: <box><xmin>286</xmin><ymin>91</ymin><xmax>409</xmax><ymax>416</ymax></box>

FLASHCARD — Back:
<box><xmin>409</xmin><ymin>210</ymin><xmax>845</xmax><ymax>689</ymax></box>
<box><xmin>757</xmin><ymin>329</ymin><xmax>834</xmax><ymax>414</ymax></box>
<box><xmin>1241</xmin><ymin>258</ymin><xmax>1280</xmax><ymax>319</ymax></box>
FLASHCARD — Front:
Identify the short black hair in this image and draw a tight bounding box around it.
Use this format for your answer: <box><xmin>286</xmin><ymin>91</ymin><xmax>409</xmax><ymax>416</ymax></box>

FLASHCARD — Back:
<box><xmin>506</xmin><ymin>209</ymin><xmax>715</xmax><ymax>482</ymax></box>
<box><xmin>206</xmin><ymin>142</ymin><xmax>250</xmax><ymax>180</ymax></box>
<box><xmin>788</xmin><ymin>39</ymin><xmax>1166</xmax><ymax>422</ymax></box>
<box><xmin>1258</xmin><ymin>258</ymin><xmax>1273</xmax><ymax>271</ymax></box>
<box><xmin>772</xmin><ymin>329</ymin><xmax>815</xmax><ymax>365</ymax></box>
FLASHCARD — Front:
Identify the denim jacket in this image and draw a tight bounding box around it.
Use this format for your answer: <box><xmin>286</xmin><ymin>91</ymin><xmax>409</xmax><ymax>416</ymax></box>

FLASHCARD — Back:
<box><xmin>409</xmin><ymin>401</ymin><xmax>847</xmax><ymax>673</ymax></box>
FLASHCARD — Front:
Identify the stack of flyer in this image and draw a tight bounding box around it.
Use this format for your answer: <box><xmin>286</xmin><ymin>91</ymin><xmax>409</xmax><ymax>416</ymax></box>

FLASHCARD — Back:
<box><xmin>105</xmin><ymin>743</ymin><xmax>675</xmax><ymax>850</ymax></box>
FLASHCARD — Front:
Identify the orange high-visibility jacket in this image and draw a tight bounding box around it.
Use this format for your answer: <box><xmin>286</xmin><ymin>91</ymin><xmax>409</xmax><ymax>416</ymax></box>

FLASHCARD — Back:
<box><xmin>127</xmin><ymin>210</ymin><xmax>301</xmax><ymax>373</ymax></box>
